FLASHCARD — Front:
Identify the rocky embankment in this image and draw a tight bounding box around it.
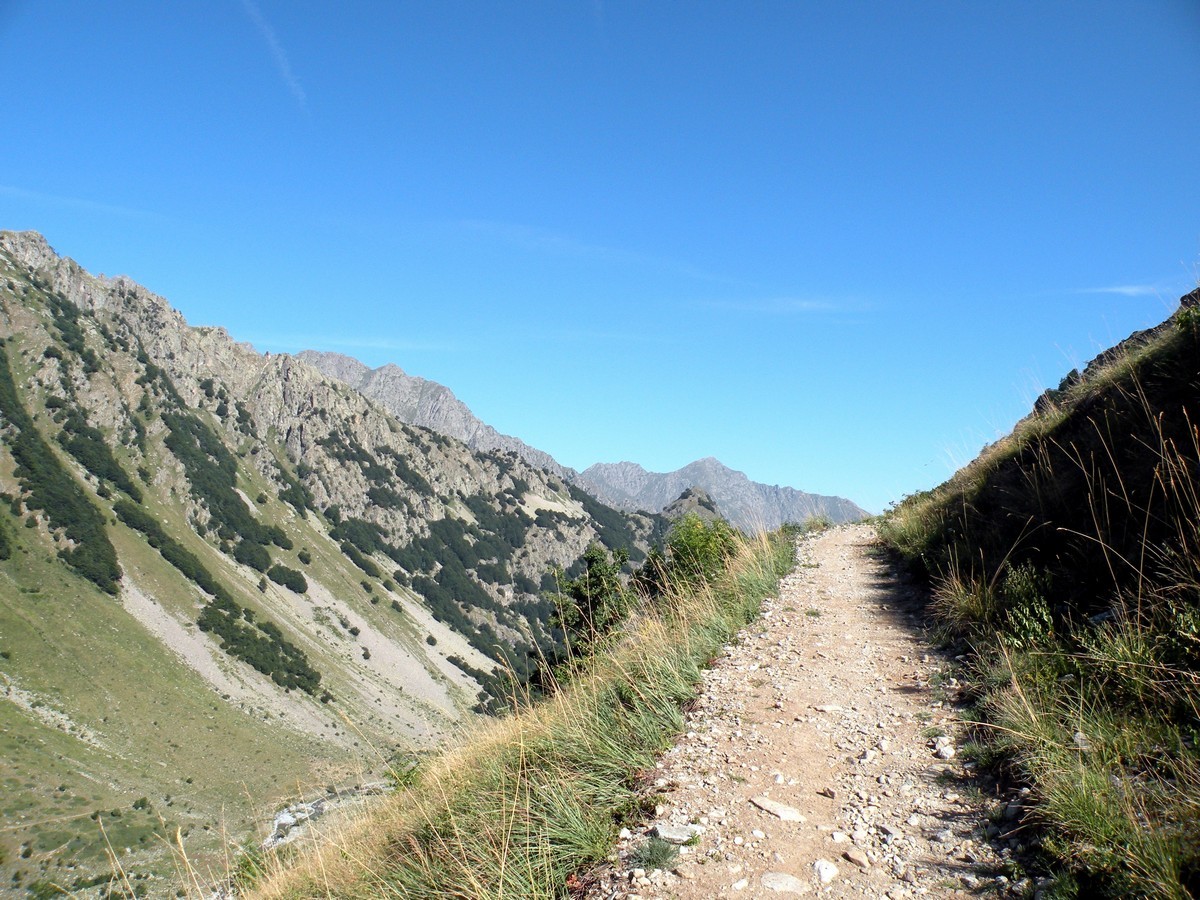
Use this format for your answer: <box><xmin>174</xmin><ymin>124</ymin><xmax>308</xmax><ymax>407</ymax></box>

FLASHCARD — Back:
<box><xmin>582</xmin><ymin>525</ymin><xmax>1043</xmax><ymax>899</ymax></box>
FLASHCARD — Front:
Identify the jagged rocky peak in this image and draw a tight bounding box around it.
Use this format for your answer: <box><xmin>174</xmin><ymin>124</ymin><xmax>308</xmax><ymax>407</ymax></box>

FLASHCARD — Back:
<box><xmin>298</xmin><ymin>349</ymin><xmax>576</xmax><ymax>480</ymax></box>
<box><xmin>297</xmin><ymin>348</ymin><xmax>374</xmax><ymax>384</ymax></box>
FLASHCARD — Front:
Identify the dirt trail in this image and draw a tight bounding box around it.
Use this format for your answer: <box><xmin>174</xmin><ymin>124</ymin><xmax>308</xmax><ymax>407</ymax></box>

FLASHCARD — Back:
<box><xmin>584</xmin><ymin>524</ymin><xmax>1011</xmax><ymax>899</ymax></box>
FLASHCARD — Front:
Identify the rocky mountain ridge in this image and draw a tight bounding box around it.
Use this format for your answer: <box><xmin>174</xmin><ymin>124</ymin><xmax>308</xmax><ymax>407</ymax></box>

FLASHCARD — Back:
<box><xmin>578</xmin><ymin>457</ymin><xmax>867</xmax><ymax>532</ymax></box>
<box><xmin>298</xmin><ymin>349</ymin><xmax>575</xmax><ymax>480</ymax></box>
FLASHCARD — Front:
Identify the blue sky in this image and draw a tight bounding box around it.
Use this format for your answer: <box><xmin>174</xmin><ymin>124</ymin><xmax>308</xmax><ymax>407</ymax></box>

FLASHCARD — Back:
<box><xmin>2</xmin><ymin>2</ymin><xmax>1197</xmax><ymax>513</ymax></box>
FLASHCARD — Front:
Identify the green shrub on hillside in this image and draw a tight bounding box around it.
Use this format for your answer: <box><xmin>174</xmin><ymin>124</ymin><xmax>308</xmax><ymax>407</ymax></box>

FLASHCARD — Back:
<box><xmin>340</xmin><ymin>541</ymin><xmax>381</xmax><ymax>578</ymax></box>
<box><xmin>234</xmin><ymin>540</ymin><xmax>272</xmax><ymax>573</ymax></box>
<box><xmin>277</xmin><ymin>466</ymin><xmax>315</xmax><ymax>516</ymax></box>
<box><xmin>267</xmin><ymin>564</ymin><xmax>307</xmax><ymax>594</ymax></box>
<box><xmin>113</xmin><ymin>499</ymin><xmax>320</xmax><ymax>691</ymax></box>
<box><xmin>57</xmin><ymin>408</ymin><xmax>142</xmax><ymax>502</ymax></box>
<box><xmin>198</xmin><ymin>603</ymin><xmax>318</xmax><ymax>693</ymax></box>
<box><xmin>46</xmin><ymin>293</ymin><xmax>100</xmax><ymax>374</ymax></box>
<box><xmin>551</xmin><ymin>544</ymin><xmax>633</xmax><ymax>657</ymax></box>
<box><xmin>567</xmin><ymin>483</ymin><xmax>642</xmax><ymax>558</ymax></box>
<box><xmin>632</xmin><ymin>513</ymin><xmax>740</xmax><ymax>598</ymax></box>
<box><xmin>0</xmin><ymin>346</ymin><xmax>120</xmax><ymax>593</ymax></box>
<box><xmin>161</xmin><ymin>412</ymin><xmax>288</xmax><ymax>550</ymax></box>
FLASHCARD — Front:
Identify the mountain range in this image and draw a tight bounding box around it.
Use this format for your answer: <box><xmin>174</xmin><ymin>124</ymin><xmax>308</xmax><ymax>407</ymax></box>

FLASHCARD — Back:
<box><xmin>576</xmin><ymin>458</ymin><xmax>866</xmax><ymax>530</ymax></box>
<box><xmin>298</xmin><ymin>351</ymin><xmax>867</xmax><ymax>531</ymax></box>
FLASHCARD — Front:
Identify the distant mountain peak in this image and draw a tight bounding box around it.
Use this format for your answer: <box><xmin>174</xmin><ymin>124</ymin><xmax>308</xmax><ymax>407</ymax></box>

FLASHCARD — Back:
<box><xmin>578</xmin><ymin>458</ymin><xmax>866</xmax><ymax>532</ymax></box>
<box><xmin>299</xmin><ymin>346</ymin><xmax>868</xmax><ymax>532</ymax></box>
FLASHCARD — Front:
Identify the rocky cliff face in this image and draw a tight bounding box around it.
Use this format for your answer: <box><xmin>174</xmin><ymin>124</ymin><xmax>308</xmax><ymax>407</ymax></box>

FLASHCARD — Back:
<box><xmin>578</xmin><ymin>457</ymin><xmax>867</xmax><ymax>532</ymax></box>
<box><xmin>299</xmin><ymin>350</ymin><xmax>576</xmax><ymax>480</ymax></box>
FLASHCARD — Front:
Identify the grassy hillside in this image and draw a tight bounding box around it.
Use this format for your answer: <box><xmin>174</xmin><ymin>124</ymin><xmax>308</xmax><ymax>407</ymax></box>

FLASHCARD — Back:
<box><xmin>880</xmin><ymin>292</ymin><xmax>1200</xmax><ymax>898</ymax></box>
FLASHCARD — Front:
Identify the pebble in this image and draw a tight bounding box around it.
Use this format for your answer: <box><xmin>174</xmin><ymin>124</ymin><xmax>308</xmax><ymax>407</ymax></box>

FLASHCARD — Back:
<box><xmin>653</xmin><ymin>823</ymin><xmax>701</xmax><ymax>844</ymax></box>
<box><xmin>843</xmin><ymin>848</ymin><xmax>871</xmax><ymax>870</ymax></box>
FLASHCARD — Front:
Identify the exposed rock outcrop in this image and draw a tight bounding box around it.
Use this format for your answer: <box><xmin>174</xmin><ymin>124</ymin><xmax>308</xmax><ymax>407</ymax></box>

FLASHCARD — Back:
<box><xmin>298</xmin><ymin>350</ymin><xmax>575</xmax><ymax>480</ymax></box>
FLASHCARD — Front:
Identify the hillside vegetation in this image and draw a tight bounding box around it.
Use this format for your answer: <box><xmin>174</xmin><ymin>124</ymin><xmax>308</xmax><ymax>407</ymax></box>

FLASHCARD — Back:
<box><xmin>881</xmin><ymin>291</ymin><xmax>1200</xmax><ymax>898</ymax></box>
<box><xmin>241</xmin><ymin>519</ymin><xmax>796</xmax><ymax>900</ymax></box>
<box><xmin>0</xmin><ymin>231</ymin><xmax>663</xmax><ymax>893</ymax></box>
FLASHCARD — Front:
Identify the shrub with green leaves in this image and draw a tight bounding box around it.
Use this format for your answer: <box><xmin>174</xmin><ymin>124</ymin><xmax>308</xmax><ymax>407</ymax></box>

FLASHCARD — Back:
<box><xmin>551</xmin><ymin>544</ymin><xmax>633</xmax><ymax>657</ymax></box>
<box><xmin>0</xmin><ymin>346</ymin><xmax>120</xmax><ymax>593</ymax></box>
<box><xmin>267</xmin><ymin>564</ymin><xmax>307</xmax><ymax>594</ymax></box>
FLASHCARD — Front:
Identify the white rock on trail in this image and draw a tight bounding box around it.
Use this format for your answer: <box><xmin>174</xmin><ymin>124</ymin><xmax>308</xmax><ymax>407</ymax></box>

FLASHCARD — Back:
<box><xmin>761</xmin><ymin>871</ymin><xmax>812</xmax><ymax>893</ymax></box>
<box><xmin>652</xmin><ymin>823</ymin><xmax>702</xmax><ymax>845</ymax></box>
<box><xmin>750</xmin><ymin>796</ymin><xmax>807</xmax><ymax>822</ymax></box>
<box><xmin>813</xmin><ymin>859</ymin><xmax>839</xmax><ymax>883</ymax></box>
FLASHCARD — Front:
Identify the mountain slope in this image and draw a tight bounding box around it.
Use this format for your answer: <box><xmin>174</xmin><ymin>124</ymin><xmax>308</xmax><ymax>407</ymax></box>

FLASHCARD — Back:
<box><xmin>0</xmin><ymin>231</ymin><xmax>652</xmax><ymax>892</ymax></box>
<box><xmin>298</xmin><ymin>350</ymin><xmax>575</xmax><ymax>480</ymax></box>
<box><xmin>578</xmin><ymin>457</ymin><xmax>867</xmax><ymax>531</ymax></box>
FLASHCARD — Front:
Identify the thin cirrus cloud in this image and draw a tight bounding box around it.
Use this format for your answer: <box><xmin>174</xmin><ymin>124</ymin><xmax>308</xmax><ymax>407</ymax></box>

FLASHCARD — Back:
<box><xmin>700</xmin><ymin>297</ymin><xmax>840</xmax><ymax>314</ymax></box>
<box><xmin>0</xmin><ymin>184</ymin><xmax>164</xmax><ymax>220</ymax></box>
<box><xmin>454</xmin><ymin>219</ymin><xmax>759</xmax><ymax>289</ymax></box>
<box><xmin>1073</xmin><ymin>283</ymin><xmax>1176</xmax><ymax>297</ymax></box>
<box><xmin>240</xmin><ymin>0</ymin><xmax>307</xmax><ymax>109</ymax></box>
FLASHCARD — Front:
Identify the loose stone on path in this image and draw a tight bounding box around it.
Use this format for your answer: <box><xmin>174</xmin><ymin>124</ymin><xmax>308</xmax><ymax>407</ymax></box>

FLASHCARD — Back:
<box><xmin>749</xmin><ymin>796</ymin><xmax>806</xmax><ymax>822</ymax></box>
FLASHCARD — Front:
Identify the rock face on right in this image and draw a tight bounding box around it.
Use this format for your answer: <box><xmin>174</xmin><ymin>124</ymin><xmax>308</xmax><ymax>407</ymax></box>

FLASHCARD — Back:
<box><xmin>577</xmin><ymin>457</ymin><xmax>867</xmax><ymax>532</ymax></box>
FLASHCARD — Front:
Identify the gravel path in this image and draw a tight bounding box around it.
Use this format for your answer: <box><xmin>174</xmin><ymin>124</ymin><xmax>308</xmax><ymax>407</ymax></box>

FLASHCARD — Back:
<box><xmin>581</xmin><ymin>524</ymin><xmax>1016</xmax><ymax>899</ymax></box>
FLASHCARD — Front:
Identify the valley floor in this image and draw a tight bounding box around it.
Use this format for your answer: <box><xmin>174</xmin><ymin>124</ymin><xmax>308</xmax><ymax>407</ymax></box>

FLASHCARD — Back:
<box><xmin>582</xmin><ymin>525</ymin><xmax>1016</xmax><ymax>899</ymax></box>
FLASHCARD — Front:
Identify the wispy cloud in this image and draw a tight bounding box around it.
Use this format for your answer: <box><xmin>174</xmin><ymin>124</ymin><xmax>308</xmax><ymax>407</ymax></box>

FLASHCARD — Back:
<box><xmin>700</xmin><ymin>297</ymin><xmax>839</xmax><ymax>314</ymax></box>
<box><xmin>0</xmin><ymin>184</ymin><xmax>163</xmax><ymax>220</ymax></box>
<box><xmin>240</xmin><ymin>0</ymin><xmax>307</xmax><ymax>109</ymax></box>
<box><xmin>1075</xmin><ymin>283</ymin><xmax>1166</xmax><ymax>297</ymax></box>
<box><xmin>454</xmin><ymin>219</ymin><xmax>758</xmax><ymax>288</ymax></box>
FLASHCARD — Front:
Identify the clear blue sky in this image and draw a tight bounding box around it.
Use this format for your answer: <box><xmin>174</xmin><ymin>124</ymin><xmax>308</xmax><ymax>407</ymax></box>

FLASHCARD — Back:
<box><xmin>2</xmin><ymin>2</ymin><xmax>1197</xmax><ymax>513</ymax></box>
